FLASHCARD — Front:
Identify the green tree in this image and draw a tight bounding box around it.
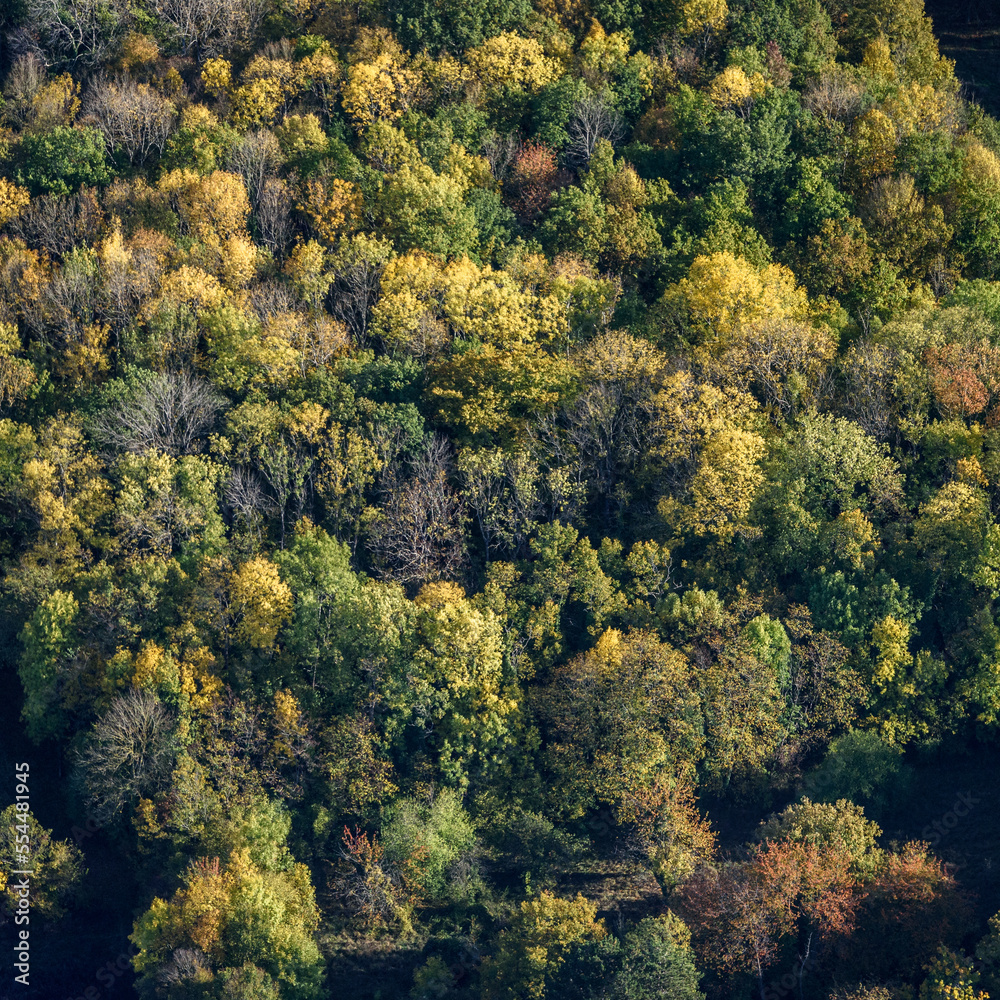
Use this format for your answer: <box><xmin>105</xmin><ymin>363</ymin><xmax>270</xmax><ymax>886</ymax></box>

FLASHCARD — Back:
<box><xmin>0</xmin><ymin>806</ymin><xmax>85</xmax><ymax>921</ymax></box>
<box><xmin>18</xmin><ymin>125</ymin><xmax>111</xmax><ymax>196</ymax></box>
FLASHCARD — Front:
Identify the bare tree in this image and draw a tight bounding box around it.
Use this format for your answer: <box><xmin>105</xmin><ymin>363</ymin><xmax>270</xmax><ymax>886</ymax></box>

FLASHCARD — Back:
<box><xmin>802</xmin><ymin>68</ymin><xmax>864</xmax><ymax>122</ymax></box>
<box><xmin>368</xmin><ymin>436</ymin><xmax>466</xmax><ymax>586</ymax></box>
<box><xmin>73</xmin><ymin>689</ymin><xmax>177</xmax><ymax>826</ymax></box>
<box><xmin>248</xmin><ymin>279</ymin><xmax>300</xmax><ymax>322</ymax></box>
<box><xmin>153</xmin><ymin>0</ymin><xmax>268</xmax><ymax>60</ymax></box>
<box><xmin>224</xmin><ymin>467</ymin><xmax>278</xmax><ymax>549</ymax></box>
<box><xmin>1</xmin><ymin>53</ymin><xmax>46</xmax><ymax>126</ymax></box>
<box><xmin>11</xmin><ymin>187</ymin><xmax>105</xmax><ymax>258</ymax></box>
<box><xmin>566</xmin><ymin>91</ymin><xmax>623</xmax><ymax>166</ymax></box>
<box><xmin>328</xmin><ymin>235</ymin><xmax>394</xmax><ymax>346</ymax></box>
<box><xmin>92</xmin><ymin>371</ymin><xmax>226</xmax><ymax>455</ymax></box>
<box><xmin>82</xmin><ymin>75</ymin><xmax>177</xmax><ymax>165</ymax></box>
<box><xmin>14</xmin><ymin>0</ymin><xmax>126</xmax><ymax>68</ymax></box>
<box><xmin>481</xmin><ymin>130</ymin><xmax>520</xmax><ymax>183</ymax></box>
<box><xmin>255</xmin><ymin>177</ymin><xmax>295</xmax><ymax>256</ymax></box>
<box><xmin>228</xmin><ymin>129</ymin><xmax>284</xmax><ymax>207</ymax></box>
<box><xmin>156</xmin><ymin>950</ymin><xmax>213</xmax><ymax>994</ymax></box>
<box><xmin>837</xmin><ymin>339</ymin><xmax>895</xmax><ymax>442</ymax></box>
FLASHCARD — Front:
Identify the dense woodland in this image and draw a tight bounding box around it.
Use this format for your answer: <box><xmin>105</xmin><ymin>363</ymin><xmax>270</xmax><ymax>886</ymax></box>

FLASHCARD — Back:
<box><xmin>2</xmin><ymin>0</ymin><xmax>1000</xmax><ymax>997</ymax></box>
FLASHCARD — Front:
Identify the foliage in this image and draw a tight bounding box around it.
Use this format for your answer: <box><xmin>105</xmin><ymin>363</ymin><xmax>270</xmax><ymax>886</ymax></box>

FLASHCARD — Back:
<box><xmin>0</xmin><ymin>4</ymin><xmax>998</xmax><ymax>998</ymax></box>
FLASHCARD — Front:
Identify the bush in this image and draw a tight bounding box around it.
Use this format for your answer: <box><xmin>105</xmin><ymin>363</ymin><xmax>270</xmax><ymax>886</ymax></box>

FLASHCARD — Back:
<box><xmin>380</xmin><ymin>789</ymin><xmax>479</xmax><ymax>905</ymax></box>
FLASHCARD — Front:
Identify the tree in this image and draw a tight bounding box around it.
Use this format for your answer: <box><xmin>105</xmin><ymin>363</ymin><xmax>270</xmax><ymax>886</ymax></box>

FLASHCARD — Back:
<box><xmin>393</xmin><ymin>0</ymin><xmax>534</xmax><ymax>55</ymax></box>
<box><xmin>18</xmin><ymin>588</ymin><xmax>81</xmax><ymax>742</ymax></box>
<box><xmin>663</xmin><ymin>251</ymin><xmax>810</xmax><ymax>346</ymax></box>
<box><xmin>152</xmin><ymin>0</ymin><xmax>268</xmax><ymax>60</ymax></box>
<box><xmin>801</xmin><ymin>731</ymin><xmax>911</xmax><ymax>822</ymax></box>
<box><xmin>0</xmin><ymin>807</ymin><xmax>85</xmax><ymax>921</ymax></box>
<box><xmin>19</xmin><ymin>0</ymin><xmax>125</xmax><ymax>69</ymax></box>
<box><xmin>613</xmin><ymin>913</ymin><xmax>705</xmax><ymax>1000</ymax></box>
<box><xmin>229</xmin><ymin>556</ymin><xmax>294</xmax><ymax>650</ymax></box>
<box><xmin>74</xmin><ymin>688</ymin><xmax>178</xmax><ymax>826</ymax></box>
<box><xmin>385</xmin><ymin>582</ymin><xmax>517</xmax><ymax>786</ymax></box>
<box><xmin>538</xmin><ymin>628</ymin><xmax>704</xmax><ymax>820</ymax></box>
<box><xmin>507</xmin><ymin>141</ymin><xmax>563</xmax><ymax>223</ymax></box>
<box><xmin>113</xmin><ymin>451</ymin><xmax>226</xmax><ymax>563</ymax></box>
<box><xmin>17</xmin><ymin>125</ymin><xmax>111</xmax><ymax>196</ymax></box>
<box><xmin>480</xmin><ymin>891</ymin><xmax>609</xmax><ymax>1000</ymax></box>
<box><xmin>679</xmin><ymin>838</ymin><xmax>857</xmax><ymax>999</ymax></box>
<box><xmin>566</xmin><ymin>92</ymin><xmax>622</xmax><ymax>165</ymax></box>
<box><xmin>93</xmin><ymin>371</ymin><xmax>224</xmax><ymax>456</ymax></box>
<box><xmin>367</xmin><ymin>437</ymin><xmax>466</xmax><ymax>584</ymax></box>
<box><xmin>380</xmin><ymin>789</ymin><xmax>477</xmax><ymax>905</ymax></box>
<box><xmin>82</xmin><ymin>74</ymin><xmax>176</xmax><ymax>165</ymax></box>
<box><xmin>131</xmin><ymin>848</ymin><xmax>324</xmax><ymax>999</ymax></box>
<box><xmin>757</xmin><ymin>798</ymin><xmax>884</xmax><ymax>880</ymax></box>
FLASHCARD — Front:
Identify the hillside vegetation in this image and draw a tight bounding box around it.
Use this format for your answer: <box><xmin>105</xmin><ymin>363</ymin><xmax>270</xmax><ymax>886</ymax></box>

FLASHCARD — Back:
<box><xmin>2</xmin><ymin>0</ymin><xmax>1000</xmax><ymax>997</ymax></box>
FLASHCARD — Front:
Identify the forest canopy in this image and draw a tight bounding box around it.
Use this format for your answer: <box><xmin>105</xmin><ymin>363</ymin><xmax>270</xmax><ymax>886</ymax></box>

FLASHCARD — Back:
<box><xmin>2</xmin><ymin>0</ymin><xmax>1000</xmax><ymax>998</ymax></box>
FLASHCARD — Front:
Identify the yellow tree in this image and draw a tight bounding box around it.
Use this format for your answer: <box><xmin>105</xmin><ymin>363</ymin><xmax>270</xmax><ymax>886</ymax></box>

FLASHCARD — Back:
<box><xmin>229</xmin><ymin>556</ymin><xmax>294</xmax><ymax>650</ymax></box>
<box><xmin>341</xmin><ymin>54</ymin><xmax>422</xmax><ymax>129</ymax></box>
<box><xmin>664</xmin><ymin>251</ymin><xmax>811</xmax><ymax>345</ymax></box>
<box><xmin>481</xmin><ymin>892</ymin><xmax>608</xmax><ymax>1000</ymax></box>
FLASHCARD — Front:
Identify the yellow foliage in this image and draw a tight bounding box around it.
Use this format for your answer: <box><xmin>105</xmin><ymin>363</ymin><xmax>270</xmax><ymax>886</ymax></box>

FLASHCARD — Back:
<box><xmin>659</xmin><ymin>427</ymin><xmax>766</xmax><ymax>543</ymax></box>
<box><xmin>152</xmin><ymin>265</ymin><xmax>227</xmax><ymax>314</ymax></box>
<box><xmin>56</xmin><ymin>323</ymin><xmax>111</xmax><ymax>387</ymax></box>
<box><xmin>117</xmin><ymin>32</ymin><xmax>160</xmax><ymax>73</ymax></box>
<box><xmin>0</xmin><ymin>323</ymin><xmax>36</xmax><ymax>408</ymax></box>
<box><xmin>419</xmin><ymin>52</ymin><xmax>472</xmax><ymax>99</ymax></box>
<box><xmin>178</xmin><ymin>647</ymin><xmax>222</xmax><ymax>714</ymax></box>
<box><xmin>881</xmin><ymin>82</ymin><xmax>953</xmax><ymax>135</ymax></box>
<box><xmin>158</xmin><ymin>169</ymin><xmax>250</xmax><ymax>246</ymax></box>
<box><xmin>708</xmin><ymin>65</ymin><xmax>766</xmax><ymax>112</ymax></box>
<box><xmin>230</xmin><ymin>556</ymin><xmax>293</xmax><ymax>649</ymax></box>
<box><xmin>297</xmin><ymin>177</ymin><xmax>363</xmax><ymax>243</ymax></box>
<box><xmin>132</xmin><ymin>640</ymin><xmax>181</xmax><ymax>694</ymax></box>
<box><xmin>342</xmin><ymin>54</ymin><xmax>422</xmax><ymax>128</ymax></box>
<box><xmin>299</xmin><ymin>52</ymin><xmax>342</xmax><ymax>119</ymax></box>
<box><xmin>275</xmin><ymin>113</ymin><xmax>327</xmax><ymax>160</ymax></box>
<box><xmin>219</xmin><ymin>235</ymin><xmax>258</xmax><ymax>290</ymax></box>
<box><xmin>466</xmin><ymin>32</ymin><xmax>561</xmax><ymax>96</ymax></box>
<box><xmin>28</xmin><ymin>73</ymin><xmax>80</xmax><ymax>132</ymax></box>
<box><xmin>200</xmin><ymin>57</ymin><xmax>232</xmax><ymax>97</ymax></box>
<box><xmin>646</xmin><ymin>369</ymin><xmax>759</xmax><ymax>468</ymax></box>
<box><xmin>849</xmin><ymin>109</ymin><xmax>898</xmax><ymax>187</ymax></box>
<box><xmin>678</xmin><ymin>0</ymin><xmax>728</xmax><ymax>38</ymax></box>
<box><xmin>374</xmin><ymin>252</ymin><xmax>570</xmax><ymax>356</ymax></box>
<box><xmin>960</xmin><ymin>139</ymin><xmax>1000</xmax><ymax>197</ymax></box>
<box><xmin>669</xmin><ymin>251</ymin><xmax>810</xmax><ymax>342</ymax></box>
<box><xmin>230</xmin><ymin>77</ymin><xmax>284</xmax><ymax>129</ymax></box>
<box><xmin>861</xmin><ymin>36</ymin><xmax>896</xmax><ymax>82</ymax></box>
<box><xmin>579</xmin><ymin>23</ymin><xmax>631</xmax><ymax>78</ymax></box>
<box><xmin>871</xmin><ymin>615</ymin><xmax>913</xmax><ymax>693</ymax></box>
<box><xmin>0</xmin><ymin>178</ymin><xmax>30</xmax><ymax>228</ymax></box>
<box><xmin>283</xmin><ymin>239</ymin><xmax>333</xmax><ymax>309</ymax></box>
<box><xmin>414</xmin><ymin>581</ymin><xmax>467</xmax><ymax>607</ymax></box>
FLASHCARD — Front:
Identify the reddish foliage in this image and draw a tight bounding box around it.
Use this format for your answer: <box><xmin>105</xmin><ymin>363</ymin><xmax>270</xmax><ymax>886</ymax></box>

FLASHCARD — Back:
<box><xmin>507</xmin><ymin>141</ymin><xmax>564</xmax><ymax>222</ymax></box>
<box><xmin>925</xmin><ymin>342</ymin><xmax>1000</xmax><ymax>417</ymax></box>
<box><xmin>677</xmin><ymin>839</ymin><xmax>858</xmax><ymax>989</ymax></box>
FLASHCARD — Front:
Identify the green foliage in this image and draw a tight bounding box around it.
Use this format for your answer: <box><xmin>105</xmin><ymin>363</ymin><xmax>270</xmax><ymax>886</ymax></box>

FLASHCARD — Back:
<box><xmin>380</xmin><ymin>789</ymin><xmax>478</xmax><ymax>904</ymax></box>
<box><xmin>3</xmin><ymin>3</ymin><xmax>999</xmax><ymax>996</ymax></box>
<box><xmin>18</xmin><ymin>125</ymin><xmax>112</xmax><ymax>196</ymax></box>
<box><xmin>801</xmin><ymin>730</ymin><xmax>913</xmax><ymax>820</ymax></box>
<box><xmin>0</xmin><ymin>806</ymin><xmax>86</xmax><ymax>920</ymax></box>
<box><xmin>392</xmin><ymin>0</ymin><xmax>533</xmax><ymax>54</ymax></box>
